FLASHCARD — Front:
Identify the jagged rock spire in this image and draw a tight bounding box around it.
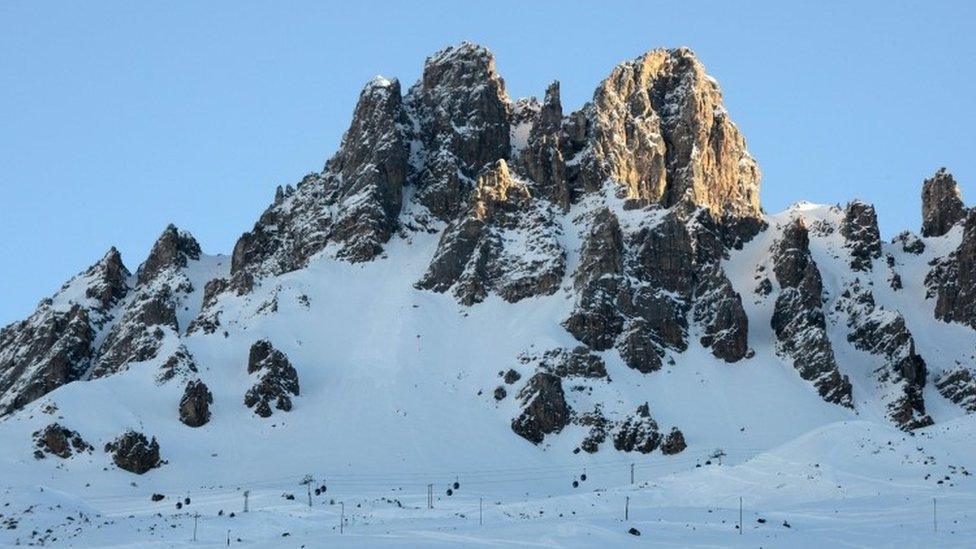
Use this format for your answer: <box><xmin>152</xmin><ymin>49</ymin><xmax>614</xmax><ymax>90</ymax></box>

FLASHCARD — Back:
<box><xmin>326</xmin><ymin>75</ymin><xmax>410</xmax><ymax>262</ymax></box>
<box><xmin>86</xmin><ymin>247</ymin><xmax>131</xmax><ymax>311</ymax></box>
<box><xmin>573</xmin><ymin>47</ymin><xmax>761</xmax><ymax>220</ymax></box>
<box><xmin>841</xmin><ymin>200</ymin><xmax>882</xmax><ymax>271</ymax></box>
<box><xmin>520</xmin><ymin>81</ymin><xmax>571</xmax><ymax>210</ymax></box>
<box><xmin>230</xmin><ymin>74</ymin><xmax>410</xmax><ymax>276</ymax></box>
<box><xmin>771</xmin><ymin>218</ymin><xmax>853</xmax><ymax>407</ymax></box>
<box><xmin>407</xmin><ymin>42</ymin><xmax>511</xmax><ymax>221</ymax></box>
<box><xmin>138</xmin><ymin>224</ymin><xmax>202</xmax><ymax>286</ymax></box>
<box><xmin>0</xmin><ymin>248</ymin><xmax>132</xmax><ymax>415</ymax></box>
<box><xmin>921</xmin><ymin>168</ymin><xmax>967</xmax><ymax>237</ymax></box>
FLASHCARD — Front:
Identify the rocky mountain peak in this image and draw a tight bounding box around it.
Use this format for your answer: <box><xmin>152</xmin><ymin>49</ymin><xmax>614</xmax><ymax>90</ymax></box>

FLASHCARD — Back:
<box><xmin>921</xmin><ymin>167</ymin><xmax>967</xmax><ymax>237</ymax></box>
<box><xmin>84</xmin><ymin>247</ymin><xmax>131</xmax><ymax>311</ymax></box>
<box><xmin>578</xmin><ymin>47</ymin><xmax>761</xmax><ymax>220</ymax></box>
<box><xmin>536</xmin><ymin>81</ymin><xmax>563</xmax><ymax>135</ymax></box>
<box><xmin>420</xmin><ymin>42</ymin><xmax>505</xmax><ymax>93</ymax></box>
<box><xmin>137</xmin><ymin>225</ymin><xmax>202</xmax><ymax>286</ymax></box>
<box><xmin>408</xmin><ymin>42</ymin><xmax>511</xmax><ymax>221</ymax></box>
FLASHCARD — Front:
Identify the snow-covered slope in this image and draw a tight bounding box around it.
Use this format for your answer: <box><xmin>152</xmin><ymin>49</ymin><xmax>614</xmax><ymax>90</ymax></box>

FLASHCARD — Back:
<box><xmin>2</xmin><ymin>43</ymin><xmax>976</xmax><ymax>547</ymax></box>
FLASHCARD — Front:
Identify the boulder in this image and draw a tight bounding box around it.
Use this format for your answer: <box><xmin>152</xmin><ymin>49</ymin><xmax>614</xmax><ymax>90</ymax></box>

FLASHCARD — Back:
<box><xmin>105</xmin><ymin>431</ymin><xmax>162</xmax><ymax>474</ymax></box>
<box><xmin>660</xmin><ymin>427</ymin><xmax>687</xmax><ymax>455</ymax></box>
<box><xmin>511</xmin><ymin>373</ymin><xmax>571</xmax><ymax>444</ymax></box>
<box><xmin>179</xmin><ymin>380</ymin><xmax>213</xmax><ymax>427</ymax></box>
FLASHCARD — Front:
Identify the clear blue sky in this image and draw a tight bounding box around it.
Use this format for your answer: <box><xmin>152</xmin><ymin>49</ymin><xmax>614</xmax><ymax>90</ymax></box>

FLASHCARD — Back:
<box><xmin>2</xmin><ymin>1</ymin><xmax>974</xmax><ymax>326</ymax></box>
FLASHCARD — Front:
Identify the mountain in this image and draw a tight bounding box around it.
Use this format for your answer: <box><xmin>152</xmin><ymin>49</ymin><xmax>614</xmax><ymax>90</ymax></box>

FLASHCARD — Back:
<box><xmin>2</xmin><ymin>42</ymin><xmax>976</xmax><ymax>547</ymax></box>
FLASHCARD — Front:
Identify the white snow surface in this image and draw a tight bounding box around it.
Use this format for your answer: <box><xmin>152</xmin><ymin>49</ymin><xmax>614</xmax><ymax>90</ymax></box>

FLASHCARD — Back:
<box><xmin>2</xmin><ymin>202</ymin><xmax>976</xmax><ymax>547</ymax></box>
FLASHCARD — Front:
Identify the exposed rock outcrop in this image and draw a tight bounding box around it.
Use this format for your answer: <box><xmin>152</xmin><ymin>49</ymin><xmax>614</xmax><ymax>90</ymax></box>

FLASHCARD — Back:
<box><xmin>91</xmin><ymin>226</ymin><xmax>202</xmax><ymax>378</ymax></box>
<box><xmin>921</xmin><ymin>168</ymin><xmax>967</xmax><ymax>238</ymax></box>
<box><xmin>229</xmin><ymin>77</ymin><xmax>410</xmax><ymax>282</ymax></box>
<box><xmin>613</xmin><ymin>403</ymin><xmax>661</xmax><ymax>454</ymax></box>
<box><xmin>406</xmin><ymin>42</ymin><xmax>511</xmax><ymax>222</ymax></box>
<box><xmin>837</xmin><ymin>280</ymin><xmax>931</xmax><ymax>430</ymax></box>
<box><xmin>105</xmin><ymin>431</ymin><xmax>162</xmax><ymax>474</ymax></box>
<box><xmin>0</xmin><ymin>249</ymin><xmax>129</xmax><ymax>415</ymax></box>
<box><xmin>90</xmin><ymin>289</ymin><xmax>177</xmax><ymax>378</ymax></box>
<box><xmin>935</xmin><ymin>366</ymin><xmax>976</xmax><ymax>413</ymax></box>
<box><xmin>841</xmin><ymin>200</ymin><xmax>882</xmax><ymax>271</ymax></box>
<box><xmin>770</xmin><ymin>218</ymin><xmax>853</xmax><ymax>407</ymax></box>
<box><xmin>927</xmin><ymin>210</ymin><xmax>976</xmax><ymax>329</ymax></box>
<box><xmin>660</xmin><ymin>427</ymin><xmax>687</xmax><ymax>455</ymax></box>
<box><xmin>574</xmin><ymin>48</ymin><xmax>761</xmax><ymax>221</ymax></box>
<box><xmin>511</xmin><ymin>372</ymin><xmax>571</xmax><ymax>444</ymax></box>
<box><xmin>137</xmin><ymin>224</ymin><xmax>202</xmax><ymax>286</ymax></box>
<box><xmin>577</xmin><ymin>408</ymin><xmax>609</xmax><ymax>453</ymax></box>
<box><xmin>694</xmin><ymin>263</ymin><xmax>750</xmax><ymax>362</ymax></box>
<box><xmin>893</xmin><ymin>231</ymin><xmax>925</xmax><ymax>255</ymax></box>
<box><xmin>32</xmin><ymin>423</ymin><xmax>91</xmax><ymax>459</ymax></box>
<box><xmin>415</xmin><ymin>160</ymin><xmax>565</xmax><ymax>305</ymax></box>
<box><xmin>179</xmin><ymin>380</ymin><xmax>213</xmax><ymax>427</ymax></box>
<box><xmin>518</xmin><ymin>346</ymin><xmax>607</xmax><ymax>379</ymax></box>
<box><xmin>518</xmin><ymin>81</ymin><xmax>571</xmax><ymax>210</ymax></box>
<box><xmin>245</xmin><ymin>340</ymin><xmax>300</xmax><ymax>418</ymax></box>
<box><xmin>565</xmin><ymin>207</ymin><xmax>749</xmax><ymax>368</ymax></box>
<box><xmin>503</xmin><ymin>369</ymin><xmax>521</xmax><ymax>384</ymax></box>
<box><xmin>157</xmin><ymin>345</ymin><xmax>199</xmax><ymax>383</ymax></box>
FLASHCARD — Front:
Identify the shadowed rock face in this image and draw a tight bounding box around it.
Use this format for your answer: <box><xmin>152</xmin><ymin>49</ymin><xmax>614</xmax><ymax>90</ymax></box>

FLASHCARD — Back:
<box><xmin>517</xmin><ymin>347</ymin><xmax>608</xmax><ymax>380</ymax></box>
<box><xmin>565</xmin><ymin>207</ymin><xmax>749</xmax><ymax>371</ymax></box>
<box><xmin>838</xmin><ymin>280</ymin><xmax>931</xmax><ymax>430</ymax></box>
<box><xmin>661</xmin><ymin>427</ymin><xmax>687</xmax><ymax>455</ymax></box>
<box><xmin>91</xmin><ymin>226</ymin><xmax>202</xmax><ymax>379</ymax></box>
<box><xmin>408</xmin><ymin>42</ymin><xmax>511</xmax><ymax>222</ymax></box>
<box><xmin>518</xmin><ymin>81</ymin><xmax>571</xmax><ymax>210</ymax></box>
<box><xmin>921</xmin><ymin>168</ymin><xmax>967</xmax><ymax>238</ymax></box>
<box><xmin>105</xmin><ymin>431</ymin><xmax>161</xmax><ymax>474</ymax></box>
<box><xmin>771</xmin><ymin>218</ymin><xmax>853</xmax><ymax>408</ymax></box>
<box><xmin>0</xmin><ymin>249</ymin><xmax>129</xmax><ymax>416</ymax></box>
<box><xmin>511</xmin><ymin>372</ymin><xmax>571</xmax><ymax>444</ymax></box>
<box><xmin>928</xmin><ymin>210</ymin><xmax>976</xmax><ymax>329</ymax></box>
<box><xmin>415</xmin><ymin>159</ymin><xmax>566</xmax><ymax>305</ymax></box>
<box><xmin>231</xmin><ymin>77</ymin><xmax>411</xmax><ymax>278</ymax></box>
<box><xmin>841</xmin><ymin>201</ymin><xmax>882</xmax><ymax>272</ymax></box>
<box><xmin>138</xmin><ymin>225</ymin><xmax>201</xmax><ymax>286</ymax></box>
<box><xmin>245</xmin><ymin>340</ymin><xmax>300</xmax><ymax>418</ymax></box>
<box><xmin>32</xmin><ymin>423</ymin><xmax>91</xmax><ymax>459</ymax></box>
<box><xmin>613</xmin><ymin>403</ymin><xmax>661</xmax><ymax>454</ymax></box>
<box><xmin>936</xmin><ymin>367</ymin><xmax>976</xmax><ymax>413</ymax></box>
<box><xmin>179</xmin><ymin>380</ymin><xmax>213</xmax><ymax>427</ymax></box>
<box><xmin>85</xmin><ymin>248</ymin><xmax>131</xmax><ymax>311</ymax></box>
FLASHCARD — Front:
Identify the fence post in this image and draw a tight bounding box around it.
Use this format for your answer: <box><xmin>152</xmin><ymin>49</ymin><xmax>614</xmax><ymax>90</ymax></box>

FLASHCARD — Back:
<box><xmin>739</xmin><ymin>496</ymin><xmax>742</xmax><ymax>535</ymax></box>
